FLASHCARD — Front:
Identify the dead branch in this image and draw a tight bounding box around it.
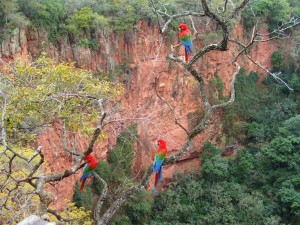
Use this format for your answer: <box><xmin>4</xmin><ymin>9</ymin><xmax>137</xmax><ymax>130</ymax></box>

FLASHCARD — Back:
<box><xmin>227</xmin><ymin>0</ymin><xmax>250</xmax><ymax>21</ymax></box>
<box><xmin>212</xmin><ymin>62</ymin><xmax>241</xmax><ymax>109</ymax></box>
<box><xmin>28</xmin><ymin>146</ymin><xmax>43</xmax><ymax>163</ymax></box>
<box><xmin>154</xmin><ymin>77</ymin><xmax>189</xmax><ymax>135</ymax></box>
<box><xmin>84</xmin><ymin>112</ymin><xmax>106</xmax><ymax>156</ymax></box>
<box><xmin>0</xmin><ymin>92</ymin><xmax>7</xmax><ymax>155</ymax></box>
<box><xmin>93</xmin><ymin>172</ymin><xmax>108</xmax><ymax>222</ymax></box>
<box><xmin>28</xmin><ymin>149</ymin><xmax>44</xmax><ymax>178</ymax></box>
<box><xmin>246</xmin><ymin>54</ymin><xmax>294</xmax><ymax>91</ymax></box>
<box><xmin>229</xmin><ymin>37</ymin><xmax>294</xmax><ymax>91</ymax></box>
<box><xmin>61</xmin><ymin>120</ymin><xmax>80</xmax><ymax>156</ymax></box>
<box><xmin>189</xmin><ymin>15</ymin><xmax>198</xmax><ymax>35</ymax></box>
<box><xmin>228</xmin><ymin>16</ymin><xmax>300</xmax><ymax>92</ymax></box>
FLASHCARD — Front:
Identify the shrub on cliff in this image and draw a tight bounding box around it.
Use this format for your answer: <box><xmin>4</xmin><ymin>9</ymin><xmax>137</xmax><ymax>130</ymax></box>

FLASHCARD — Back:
<box><xmin>66</xmin><ymin>7</ymin><xmax>109</xmax><ymax>36</ymax></box>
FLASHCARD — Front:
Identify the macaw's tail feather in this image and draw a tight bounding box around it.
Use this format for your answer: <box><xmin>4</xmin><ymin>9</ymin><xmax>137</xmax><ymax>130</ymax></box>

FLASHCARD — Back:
<box><xmin>80</xmin><ymin>179</ymin><xmax>86</xmax><ymax>192</ymax></box>
<box><xmin>153</xmin><ymin>168</ymin><xmax>163</xmax><ymax>193</ymax></box>
<box><xmin>158</xmin><ymin>167</ymin><xmax>163</xmax><ymax>185</ymax></box>
<box><xmin>153</xmin><ymin>186</ymin><xmax>157</xmax><ymax>194</ymax></box>
<box><xmin>185</xmin><ymin>49</ymin><xmax>188</xmax><ymax>63</ymax></box>
<box><xmin>184</xmin><ymin>46</ymin><xmax>192</xmax><ymax>63</ymax></box>
<box><xmin>154</xmin><ymin>171</ymin><xmax>159</xmax><ymax>187</ymax></box>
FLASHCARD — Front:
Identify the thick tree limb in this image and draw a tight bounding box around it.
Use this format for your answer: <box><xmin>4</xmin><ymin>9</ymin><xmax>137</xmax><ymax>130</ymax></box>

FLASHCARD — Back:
<box><xmin>93</xmin><ymin>172</ymin><xmax>108</xmax><ymax>222</ymax></box>
<box><xmin>0</xmin><ymin>93</ymin><xmax>7</xmax><ymax>155</ymax></box>
<box><xmin>227</xmin><ymin>0</ymin><xmax>250</xmax><ymax>21</ymax></box>
<box><xmin>212</xmin><ymin>62</ymin><xmax>241</xmax><ymax>109</ymax></box>
<box><xmin>84</xmin><ymin>108</ymin><xmax>106</xmax><ymax>156</ymax></box>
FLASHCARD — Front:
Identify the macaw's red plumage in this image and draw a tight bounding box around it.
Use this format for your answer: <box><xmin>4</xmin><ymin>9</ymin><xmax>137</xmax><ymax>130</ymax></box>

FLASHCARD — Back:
<box><xmin>80</xmin><ymin>155</ymin><xmax>98</xmax><ymax>192</ymax></box>
<box><xmin>178</xmin><ymin>23</ymin><xmax>193</xmax><ymax>63</ymax></box>
<box><xmin>153</xmin><ymin>139</ymin><xmax>167</xmax><ymax>193</ymax></box>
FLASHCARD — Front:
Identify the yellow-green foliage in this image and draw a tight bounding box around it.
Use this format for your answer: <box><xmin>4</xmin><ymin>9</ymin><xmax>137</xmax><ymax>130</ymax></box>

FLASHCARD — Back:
<box><xmin>3</xmin><ymin>54</ymin><xmax>123</xmax><ymax>137</ymax></box>
<box><xmin>59</xmin><ymin>202</ymin><xmax>93</xmax><ymax>225</ymax></box>
<box><xmin>0</xmin><ymin>146</ymin><xmax>41</xmax><ymax>224</ymax></box>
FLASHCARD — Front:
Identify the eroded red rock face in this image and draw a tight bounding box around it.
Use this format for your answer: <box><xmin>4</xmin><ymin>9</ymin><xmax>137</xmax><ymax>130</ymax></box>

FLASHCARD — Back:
<box><xmin>1</xmin><ymin>21</ymin><xmax>275</xmax><ymax>209</ymax></box>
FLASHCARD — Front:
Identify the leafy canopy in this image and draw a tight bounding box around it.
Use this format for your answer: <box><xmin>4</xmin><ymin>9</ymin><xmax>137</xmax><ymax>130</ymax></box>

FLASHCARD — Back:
<box><xmin>2</xmin><ymin>54</ymin><xmax>122</xmax><ymax>140</ymax></box>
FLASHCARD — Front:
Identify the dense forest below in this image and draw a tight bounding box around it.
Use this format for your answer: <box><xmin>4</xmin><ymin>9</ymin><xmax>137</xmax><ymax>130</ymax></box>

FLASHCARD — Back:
<box><xmin>108</xmin><ymin>55</ymin><xmax>300</xmax><ymax>225</ymax></box>
<box><xmin>0</xmin><ymin>0</ymin><xmax>300</xmax><ymax>225</ymax></box>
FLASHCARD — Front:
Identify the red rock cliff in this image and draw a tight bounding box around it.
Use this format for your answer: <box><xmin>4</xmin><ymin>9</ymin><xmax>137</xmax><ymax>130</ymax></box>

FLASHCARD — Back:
<box><xmin>0</xmin><ymin>20</ymin><xmax>276</xmax><ymax>209</ymax></box>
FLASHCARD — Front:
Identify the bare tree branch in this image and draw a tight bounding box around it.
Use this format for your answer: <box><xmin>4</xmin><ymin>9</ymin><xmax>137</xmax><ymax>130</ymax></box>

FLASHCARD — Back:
<box><xmin>61</xmin><ymin>120</ymin><xmax>80</xmax><ymax>156</ymax></box>
<box><xmin>156</xmin><ymin>10</ymin><xmax>205</xmax><ymax>34</ymax></box>
<box><xmin>150</xmin><ymin>0</ymin><xmax>163</xmax><ymax>33</ymax></box>
<box><xmin>84</xmin><ymin>112</ymin><xmax>106</xmax><ymax>156</ymax></box>
<box><xmin>93</xmin><ymin>172</ymin><xmax>108</xmax><ymax>222</ymax></box>
<box><xmin>227</xmin><ymin>0</ymin><xmax>250</xmax><ymax>21</ymax></box>
<box><xmin>229</xmin><ymin>33</ymin><xmax>295</xmax><ymax>91</ymax></box>
<box><xmin>28</xmin><ymin>146</ymin><xmax>43</xmax><ymax>163</ymax></box>
<box><xmin>0</xmin><ymin>92</ymin><xmax>7</xmax><ymax>155</ymax></box>
<box><xmin>154</xmin><ymin>77</ymin><xmax>189</xmax><ymax>135</ymax></box>
<box><xmin>246</xmin><ymin>54</ymin><xmax>294</xmax><ymax>91</ymax></box>
<box><xmin>212</xmin><ymin>62</ymin><xmax>241</xmax><ymax>109</ymax></box>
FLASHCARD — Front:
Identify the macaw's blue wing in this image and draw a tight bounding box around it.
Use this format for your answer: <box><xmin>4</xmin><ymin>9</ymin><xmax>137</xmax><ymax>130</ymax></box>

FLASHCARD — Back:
<box><xmin>80</xmin><ymin>163</ymin><xmax>93</xmax><ymax>181</ymax></box>
<box><xmin>153</xmin><ymin>158</ymin><xmax>164</xmax><ymax>172</ymax></box>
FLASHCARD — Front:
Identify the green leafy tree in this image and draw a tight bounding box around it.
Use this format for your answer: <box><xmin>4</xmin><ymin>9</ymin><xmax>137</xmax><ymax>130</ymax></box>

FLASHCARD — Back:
<box><xmin>242</xmin><ymin>0</ymin><xmax>291</xmax><ymax>31</ymax></box>
<box><xmin>73</xmin><ymin>183</ymin><xmax>94</xmax><ymax>210</ymax></box>
<box><xmin>0</xmin><ymin>0</ymin><xmax>28</xmax><ymax>26</ymax></box>
<box><xmin>271</xmin><ymin>51</ymin><xmax>284</xmax><ymax>71</ymax></box>
<box><xmin>18</xmin><ymin>0</ymin><xmax>66</xmax><ymax>41</ymax></box>
<box><xmin>262</xmin><ymin>136</ymin><xmax>296</xmax><ymax>165</ymax></box>
<box><xmin>247</xmin><ymin>121</ymin><xmax>266</xmax><ymax>142</ymax></box>
<box><xmin>92</xmin><ymin>161</ymin><xmax>111</xmax><ymax>195</ymax></box>
<box><xmin>289</xmin><ymin>0</ymin><xmax>300</xmax><ymax>17</ymax></box>
<box><xmin>66</xmin><ymin>7</ymin><xmax>108</xmax><ymax>36</ymax></box>
<box><xmin>280</xmin><ymin>115</ymin><xmax>300</xmax><ymax>136</ymax></box>
<box><xmin>151</xmin><ymin>175</ymin><xmax>281</xmax><ymax>225</ymax></box>
<box><xmin>122</xmin><ymin>191</ymin><xmax>152</xmax><ymax>225</ymax></box>
<box><xmin>228</xmin><ymin>150</ymin><xmax>255</xmax><ymax>184</ymax></box>
<box><xmin>278</xmin><ymin>175</ymin><xmax>300</xmax><ymax>220</ymax></box>
<box><xmin>0</xmin><ymin>0</ymin><xmax>28</xmax><ymax>40</ymax></box>
<box><xmin>202</xmin><ymin>155</ymin><xmax>229</xmax><ymax>180</ymax></box>
<box><xmin>108</xmin><ymin>123</ymin><xmax>137</xmax><ymax>180</ymax></box>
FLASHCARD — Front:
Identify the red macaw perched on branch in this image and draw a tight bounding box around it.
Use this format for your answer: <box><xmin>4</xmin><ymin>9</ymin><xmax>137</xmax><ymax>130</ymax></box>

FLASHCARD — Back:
<box><xmin>153</xmin><ymin>139</ymin><xmax>168</xmax><ymax>193</ymax></box>
<box><xmin>178</xmin><ymin>23</ymin><xmax>193</xmax><ymax>63</ymax></box>
<box><xmin>80</xmin><ymin>155</ymin><xmax>98</xmax><ymax>192</ymax></box>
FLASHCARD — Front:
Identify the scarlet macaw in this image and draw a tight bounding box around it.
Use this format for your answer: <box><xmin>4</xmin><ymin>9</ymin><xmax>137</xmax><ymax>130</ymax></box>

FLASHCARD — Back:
<box><xmin>178</xmin><ymin>23</ymin><xmax>193</xmax><ymax>63</ymax></box>
<box><xmin>153</xmin><ymin>139</ymin><xmax>168</xmax><ymax>193</ymax></box>
<box><xmin>80</xmin><ymin>154</ymin><xmax>98</xmax><ymax>192</ymax></box>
